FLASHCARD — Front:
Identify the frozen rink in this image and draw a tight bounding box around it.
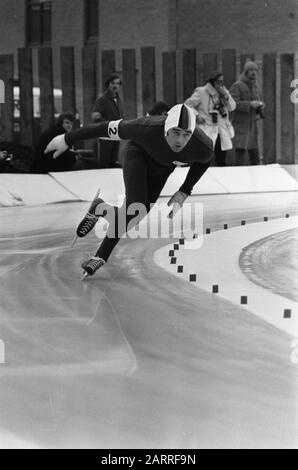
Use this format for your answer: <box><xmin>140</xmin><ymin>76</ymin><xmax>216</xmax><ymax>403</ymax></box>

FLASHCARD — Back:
<box><xmin>0</xmin><ymin>192</ymin><xmax>297</xmax><ymax>449</ymax></box>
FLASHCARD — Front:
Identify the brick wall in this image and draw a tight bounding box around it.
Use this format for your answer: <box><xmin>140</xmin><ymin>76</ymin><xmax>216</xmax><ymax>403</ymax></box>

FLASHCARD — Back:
<box><xmin>98</xmin><ymin>0</ymin><xmax>170</xmax><ymax>50</ymax></box>
<box><xmin>51</xmin><ymin>0</ymin><xmax>85</xmax><ymax>117</ymax></box>
<box><xmin>1</xmin><ymin>1</ymin><xmax>297</xmax><ymax>59</ymax></box>
<box><xmin>0</xmin><ymin>0</ymin><xmax>297</xmax><ymax>123</ymax></box>
<box><xmin>176</xmin><ymin>0</ymin><xmax>298</xmax><ymax>53</ymax></box>
<box><xmin>0</xmin><ymin>0</ymin><xmax>26</xmax><ymax>76</ymax></box>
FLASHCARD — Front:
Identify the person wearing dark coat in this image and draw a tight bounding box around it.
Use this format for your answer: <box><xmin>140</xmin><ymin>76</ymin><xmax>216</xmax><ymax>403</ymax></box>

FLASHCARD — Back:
<box><xmin>91</xmin><ymin>73</ymin><xmax>124</xmax><ymax>168</ymax></box>
<box><xmin>31</xmin><ymin>112</ymin><xmax>84</xmax><ymax>173</ymax></box>
<box><xmin>229</xmin><ymin>60</ymin><xmax>265</xmax><ymax>166</ymax></box>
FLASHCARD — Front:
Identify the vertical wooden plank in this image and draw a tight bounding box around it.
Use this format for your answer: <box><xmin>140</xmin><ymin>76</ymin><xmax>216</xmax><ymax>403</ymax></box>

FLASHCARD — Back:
<box><xmin>262</xmin><ymin>53</ymin><xmax>277</xmax><ymax>164</ymax></box>
<box><xmin>183</xmin><ymin>48</ymin><xmax>196</xmax><ymax>100</ymax></box>
<box><xmin>202</xmin><ymin>53</ymin><xmax>218</xmax><ymax>82</ymax></box>
<box><xmin>240</xmin><ymin>54</ymin><xmax>255</xmax><ymax>72</ymax></box>
<box><xmin>38</xmin><ymin>47</ymin><xmax>55</xmax><ymax>132</ymax></box>
<box><xmin>295</xmin><ymin>53</ymin><xmax>298</xmax><ymax>164</ymax></box>
<box><xmin>101</xmin><ymin>50</ymin><xmax>116</xmax><ymax>88</ymax></box>
<box><xmin>0</xmin><ymin>80</ymin><xmax>4</xmax><ymax>104</ymax></box>
<box><xmin>175</xmin><ymin>49</ymin><xmax>183</xmax><ymax>103</ymax></box>
<box><xmin>224</xmin><ymin>50</ymin><xmax>236</xmax><ymax>167</ymax></box>
<box><xmin>18</xmin><ymin>48</ymin><xmax>35</xmax><ymax>147</ymax></box>
<box><xmin>141</xmin><ymin>46</ymin><xmax>156</xmax><ymax>114</ymax></box>
<box><xmin>60</xmin><ymin>46</ymin><xmax>76</xmax><ymax>115</ymax></box>
<box><xmin>222</xmin><ymin>49</ymin><xmax>236</xmax><ymax>89</ymax></box>
<box><xmin>162</xmin><ymin>51</ymin><xmax>176</xmax><ymax>106</ymax></box>
<box><xmin>82</xmin><ymin>46</ymin><xmax>97</xmax><ymax>124</ymax></box>
<box><xmin>280</xmin><ymin>53</ymin><xmax>294</xmax><ymax>163</ymax></box>
<box><xmin>0</xmin><ymin>54</ymin><xmax>14</xmax><ymax>141</ymax></box>
<box><xmin>122</xmin><ymin>49</ymin><xmax>137</xmax><ymax>119</ymax></box>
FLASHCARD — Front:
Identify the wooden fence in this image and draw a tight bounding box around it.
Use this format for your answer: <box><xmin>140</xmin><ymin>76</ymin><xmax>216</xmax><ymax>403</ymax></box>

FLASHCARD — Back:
<box><xmin>0</xmin><ymin>46</ymin><xmax>296</xmax><ymax>164</ymax></box>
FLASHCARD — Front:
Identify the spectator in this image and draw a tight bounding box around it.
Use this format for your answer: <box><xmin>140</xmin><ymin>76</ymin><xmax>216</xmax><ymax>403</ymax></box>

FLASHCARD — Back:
<box><xmin>147</xmin><ymin>101</ymin><xmax>171</xmax><ymax>116</ymax></box>
<box><xmin>185</xmin><ymin>70</ymin><xmax>236</xmax><ymax>166</ymax></box>
<box><xmin>0</xmin><ymin>139</ymin><xmax>34</xmax><ymax>173</ymax></box>
<box><xmin>31</xmin><ymin>112</ymin><xmax>85</xmax><ymax>173</ymax></box>
<box><xmin>229</xmin><ymin>60</ymin><xmax>265</xmax><ymax>166</ymax></box>
<box><xmin>91</xmin><ymin>73</ymin><xmax>124</xmax><ymax>168</ymax></box>
<box><xmin>0</xmin><ymin>150</ymin><xmax>10</xmax><ymax>172</ymax></box>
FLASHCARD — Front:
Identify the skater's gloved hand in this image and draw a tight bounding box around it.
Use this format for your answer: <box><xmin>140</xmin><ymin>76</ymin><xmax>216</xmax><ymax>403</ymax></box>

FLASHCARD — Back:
<box><xmin>167</xmin><ymin>190</ymin><xmax>188</xmax><ymax>219</ymax></box>
<box><xmin>45</xmin><ymin>134</ymin><xmax>69</xmax><ymax>159</ymax></box>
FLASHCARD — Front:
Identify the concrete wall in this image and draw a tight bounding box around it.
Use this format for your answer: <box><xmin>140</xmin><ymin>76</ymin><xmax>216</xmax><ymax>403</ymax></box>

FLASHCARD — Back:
<box><xmin>1</xmin><ymin>165</ymin><xmax>297</xmax><ymax>207</ymax></box>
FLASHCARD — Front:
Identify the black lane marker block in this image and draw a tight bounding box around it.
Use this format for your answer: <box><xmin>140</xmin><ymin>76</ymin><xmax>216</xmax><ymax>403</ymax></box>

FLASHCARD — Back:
<box><xmin>169</xmin><ymin>250</ymin><xmax>174</xmax><ymax>257</ymax></box>
<box><xmin>170</xmin><ymin>257</ymin><xmax>177</xmax><ymax>264</ymax></box>
<box><xmin>224</xmin><ymin>224</ymin><xmax>228</xmax><ymax>229</ymax></box>
<box><xmin>173</xmin><ymin>244</ymin><xmax>179</xmax><ymax>250</ymax></box>
<box><xmin>212</xmin><ymin>285</ymin><xmax>219</xmax><ymax>293</ymax></box>
<box><xmin>177</xmin><ymin>265</ymin><xmax>183</xmax><ymax>273</ymax></box>
<box><xmin>284</xmin><ymin>309</ymin><xmax>291</xmax><ymax>319</ymax></box>
<box><xmin>264</xmin><ymin>216</ymin><xmax>268</xmax><ymax>221</ymax></box>
<box><xmin>179</xmin><ymin>239</ymin><xmax>185</xmax><ymax>245</ymax></box>
<box><xmin>189</xmin><ymin>274</ymin><xmax>196</xmax><ymax>282</ymax></box>
<box><xmin>241</xmin><ymin>220</ymin><xmax>246</xmax><ymax>225</ymax></box>
<box><xmin>206</xmin><ymin>228</ymin><xmax>211</xmax><ymax>234</ymax></box>
<box><xmin>241</xmin><ymin>296</ymin><xmax>247</xmax><ymax>304</ymax></box>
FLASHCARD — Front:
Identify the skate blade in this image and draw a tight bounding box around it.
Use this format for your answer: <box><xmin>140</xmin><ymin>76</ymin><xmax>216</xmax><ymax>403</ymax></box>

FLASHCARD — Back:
<box><xmin>70</xmin><ymin>235</ymin><xmax>78</xmax><ymax>247</ymax></box>
<box><xmin>81</xmin><ymin>271</ymin><xmax>90</xmax><ymax>281</ymax></box>
<box><xmin>94</xmin><ymin>188</ymin><xmax>101</xmax><ymax>199</ymax></box>
<box><xmin>89</xmin><ymin>188</ymin><xmax>101</xmax><ymax>207</ymax></box>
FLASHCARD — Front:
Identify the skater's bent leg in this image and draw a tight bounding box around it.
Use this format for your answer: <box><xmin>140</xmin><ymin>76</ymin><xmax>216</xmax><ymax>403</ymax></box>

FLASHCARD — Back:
<box><xmin>95</xmin><ymin>144</ymin><xmax>172</xmax><ymax>263</ymax></box>
<box><xmin>96</xmin><ymin>169</ymin><xmax>172</xmax><ymax>261</ymax></box>
<box><xmin>95</xmin><ymin>197</ymin><xmax>153</xmax><ymax>261</ymax></box>
<box><xmin>94</xmin><ymin>146</ymin><xmax>148</xmax><ymax>261</ymax></box>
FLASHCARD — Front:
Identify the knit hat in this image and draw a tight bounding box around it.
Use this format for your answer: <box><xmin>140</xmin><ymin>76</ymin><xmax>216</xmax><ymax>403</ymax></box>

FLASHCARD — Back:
<box><xmin>243</xmin><ymin>59</ymin><xmax>258</xmax><ymax>75</ymax></box>
<box><xmin>164</xmin><ymin>104</ymin><xmax>196</xmax><ymax>136</ymax></box>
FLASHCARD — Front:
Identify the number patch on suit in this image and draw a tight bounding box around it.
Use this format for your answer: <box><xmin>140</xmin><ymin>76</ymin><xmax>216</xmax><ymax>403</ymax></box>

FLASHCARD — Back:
<box><xmin>108</xmin><ymin>120</ymin><xmax>122</xmax><ymax>140</ymax></box>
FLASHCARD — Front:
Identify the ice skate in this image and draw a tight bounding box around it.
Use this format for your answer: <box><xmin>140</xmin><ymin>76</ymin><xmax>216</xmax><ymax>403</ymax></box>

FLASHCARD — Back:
<box><xmin>76</xmin><ymin>188</ymin><xmax>105</xmax><ymax>240</ymax></box>
<box><xmin>81</xmin><ymin>256</ymin><xmax>106</xmax><ymax>279</ymax></box>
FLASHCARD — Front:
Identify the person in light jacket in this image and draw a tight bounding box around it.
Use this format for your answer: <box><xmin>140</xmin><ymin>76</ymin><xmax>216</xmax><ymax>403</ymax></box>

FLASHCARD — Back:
<box><xmin>185</xmin><ymin>70</ymin><xmax>236</xmax><ymax>166</ymax></box>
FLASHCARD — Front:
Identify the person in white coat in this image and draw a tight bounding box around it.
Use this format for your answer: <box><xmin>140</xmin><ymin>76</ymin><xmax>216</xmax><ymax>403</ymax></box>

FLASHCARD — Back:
<box><xmin>185</xmin><ymin>70</ymin><xmax>236</xmax><ymax>166</ymax></box>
